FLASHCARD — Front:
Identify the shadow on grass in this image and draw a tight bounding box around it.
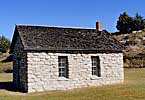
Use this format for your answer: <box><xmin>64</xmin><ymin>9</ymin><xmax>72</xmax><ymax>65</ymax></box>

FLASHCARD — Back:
<box><xmin>1</xmin><ymin>55</ymin><xmax>13</xmax><ymax>63</ymax></box>
<box><xmin>0</xmin><ymin>81</ymin><xmax>17</xmax><ymax>92</ymax></box>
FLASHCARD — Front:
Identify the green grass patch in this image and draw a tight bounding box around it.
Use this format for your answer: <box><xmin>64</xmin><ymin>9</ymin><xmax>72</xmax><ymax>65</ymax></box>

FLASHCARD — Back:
<box><xmin>0</xmin><ymin>68</ymin><xmax>145</xmax><ymax>100</ymax></box>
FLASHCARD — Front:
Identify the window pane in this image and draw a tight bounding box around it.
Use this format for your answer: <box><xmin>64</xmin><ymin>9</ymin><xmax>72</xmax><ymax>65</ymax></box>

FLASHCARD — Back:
<box><xmin>59</xmin><ymin>68</ymin><xmax>62</xmax><ymax>72</ymax></box>
<box><xmin>59</xmin><ymin>73</ymin><xmax>61</xmax><ymax>77</ymax></box>
<box><xmin>59</xmin><ymin>64</ymin><xmax>65</xmax><ymax>68</ymax></box>
<box><xmin>61</xmin><ymin>63</ymin><xmax>66</xmax><ymax>67</ymax></box>
<box><xmin>92</xmin><ymin>67</ymin><xmax>96</xmax><ymax>70</ymax></box>
<box><xmin>93</xmin><ymin>70</ymin><xmax>97</xmax><ymax>75</ymax></box>
<box><xmin>61</xmin><ymin>73</ymin><xmax>65</xmax><ymax>77</ymax></box>
<box><xmin>59</xmin><ymin>63</ymin><xmax>62</xmax><ymax>67</ymax></box>
<box><xmin>61</xmin><ymin>68</ymin><xmax>66</xmax><ymax>72</ymax></box>
<box><xmin>59</xmin><ymin>71</ymin><xmax>62</xmax><ymax>77</ymax></box>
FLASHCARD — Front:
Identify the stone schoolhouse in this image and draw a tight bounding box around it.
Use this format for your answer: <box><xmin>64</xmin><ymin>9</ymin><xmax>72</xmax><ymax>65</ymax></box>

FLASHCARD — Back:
<box><xmin>10</xmin><ymin>22</ymin><xmax>124</xmax><ymax>93</ymax></box>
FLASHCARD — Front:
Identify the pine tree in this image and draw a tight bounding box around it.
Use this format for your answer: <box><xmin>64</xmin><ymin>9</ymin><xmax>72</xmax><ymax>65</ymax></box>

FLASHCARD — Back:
<box><xmin>116</xmin><ymin>12</ymin><xmax>133</xmax><ymax>33</ymax></box>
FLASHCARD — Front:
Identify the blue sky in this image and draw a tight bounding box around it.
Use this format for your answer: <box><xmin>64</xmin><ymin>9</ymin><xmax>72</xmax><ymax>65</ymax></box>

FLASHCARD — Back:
<box><xmin>0</xmin><ymin>0</ymin><xmax>145</xmax><ymax>40</ymax></box>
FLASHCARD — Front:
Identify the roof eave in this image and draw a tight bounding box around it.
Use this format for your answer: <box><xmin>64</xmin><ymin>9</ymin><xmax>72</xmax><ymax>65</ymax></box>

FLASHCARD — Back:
<box><xmin>23</xmin><ymin>48</ymin><xmax>123</xmax><ymax>53</ymax></box>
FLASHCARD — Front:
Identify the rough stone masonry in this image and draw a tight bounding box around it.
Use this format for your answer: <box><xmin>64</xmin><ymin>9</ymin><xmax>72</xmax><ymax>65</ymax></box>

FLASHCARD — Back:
<box><xmin>27</xmin><ymin>52</ymin><xmax>124</xmax><ymax>92</ymax></box>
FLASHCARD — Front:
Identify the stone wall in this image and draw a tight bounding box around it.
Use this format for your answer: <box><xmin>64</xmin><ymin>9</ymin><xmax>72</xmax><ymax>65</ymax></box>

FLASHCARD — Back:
<box><xmin>27</xmin><ymin>52</ymin><xmax>124</xmax><ymax>93</ymax></box>
<box><xmin>13</xmin><ymin>35</ymin><xmax>27</xmax><ymax>92</ymax></box>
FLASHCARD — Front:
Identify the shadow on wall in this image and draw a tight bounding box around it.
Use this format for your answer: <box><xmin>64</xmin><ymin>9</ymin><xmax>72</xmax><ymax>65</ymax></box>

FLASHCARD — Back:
<box><xmin>0</xmin><ymin>82</ymin><xmax>17</xmax><ymax>92</ymax></box>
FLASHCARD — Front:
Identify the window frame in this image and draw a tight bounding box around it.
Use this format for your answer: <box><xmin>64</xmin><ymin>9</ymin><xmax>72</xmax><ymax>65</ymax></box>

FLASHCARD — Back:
<box><xmin>58</xmin><ymin>56</ymin><xmax>68</xmax><ymax>78</ymax></box>
<box><xmin>91</xmin><ymin>56</ymin><xmax>101</xmax><ymax>77</ymax></box>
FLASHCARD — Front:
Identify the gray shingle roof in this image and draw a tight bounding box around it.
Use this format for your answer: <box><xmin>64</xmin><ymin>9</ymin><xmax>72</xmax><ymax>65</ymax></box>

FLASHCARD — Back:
<box><xmin>10</xmin><ymin>25</ymin><xmax>124</xmax><ymax>53</ymax></box>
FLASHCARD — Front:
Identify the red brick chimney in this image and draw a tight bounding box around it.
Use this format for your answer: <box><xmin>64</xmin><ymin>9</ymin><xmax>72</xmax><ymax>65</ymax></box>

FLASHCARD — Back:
<box><xmin>96</xmin><ymin>22</ymin><xmax>102</xmax><ymax>31</ymax></box>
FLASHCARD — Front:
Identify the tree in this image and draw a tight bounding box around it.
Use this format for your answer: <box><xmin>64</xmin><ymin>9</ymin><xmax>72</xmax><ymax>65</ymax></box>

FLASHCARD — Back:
<box><xmin>132</xmin><ymin>13</ymin><xmax>145</xmax><ymax>31</ymax></box>
<box><xmin>0</xmin><ymin>35</ymin><xmax>11</xmax><ymax>53</ymax></box>
<box><xmin>116</xmin><ymin>12</ymin><xmax>145</xmax><ymax>33</ymax></box>
<box><xmin>116</xmin><ymin>12</ymin><xmax>133</xmax><ymax>33</ymax></box>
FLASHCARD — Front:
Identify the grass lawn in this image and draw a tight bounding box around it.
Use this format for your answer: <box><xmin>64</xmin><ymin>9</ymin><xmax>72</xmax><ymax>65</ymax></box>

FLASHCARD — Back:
<box><xmin>0</xmin><ymin>69</ymin><xmax>145</xmax><ymax>100</ymax></box>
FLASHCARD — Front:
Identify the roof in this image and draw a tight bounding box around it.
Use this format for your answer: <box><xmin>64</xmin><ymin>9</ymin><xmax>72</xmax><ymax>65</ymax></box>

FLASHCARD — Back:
<box><xmin>10</xmin><ymin>25</ymin><xmax>124</xmax><ymax>53</ymax></box>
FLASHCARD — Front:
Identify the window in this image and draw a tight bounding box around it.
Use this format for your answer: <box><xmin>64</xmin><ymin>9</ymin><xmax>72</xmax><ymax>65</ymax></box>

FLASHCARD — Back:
<box><xmin>91</xmin><ymin>56</ymin><xmax>101</xmax><ymax>77</ymax></box>
<box><xmin>58</xmin><ymin>56</ymin><xmax>68</xmax><ymax>78</ymax></box>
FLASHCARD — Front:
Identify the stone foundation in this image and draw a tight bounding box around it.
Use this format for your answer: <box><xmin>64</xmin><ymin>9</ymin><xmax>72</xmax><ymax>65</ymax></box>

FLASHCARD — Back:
<box><xmin>27</xmin><ymin>52</ymin><xmax>124</xmax><ymax>93</ymax></box>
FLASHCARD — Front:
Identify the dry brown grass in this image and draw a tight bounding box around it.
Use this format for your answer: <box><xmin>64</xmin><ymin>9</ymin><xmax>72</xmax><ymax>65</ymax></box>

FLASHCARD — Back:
<box><xmin>0</xmin><ymin>69</ymin><xmax>145</xmax><ymax>100</ymax></box>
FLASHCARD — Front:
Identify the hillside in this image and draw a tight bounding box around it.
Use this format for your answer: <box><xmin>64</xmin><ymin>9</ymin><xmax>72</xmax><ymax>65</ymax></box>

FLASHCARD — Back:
<box><xmin>113</xmin><ymin>30</ymin><xmax>145</xmax><ymax>68</ymax></box>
